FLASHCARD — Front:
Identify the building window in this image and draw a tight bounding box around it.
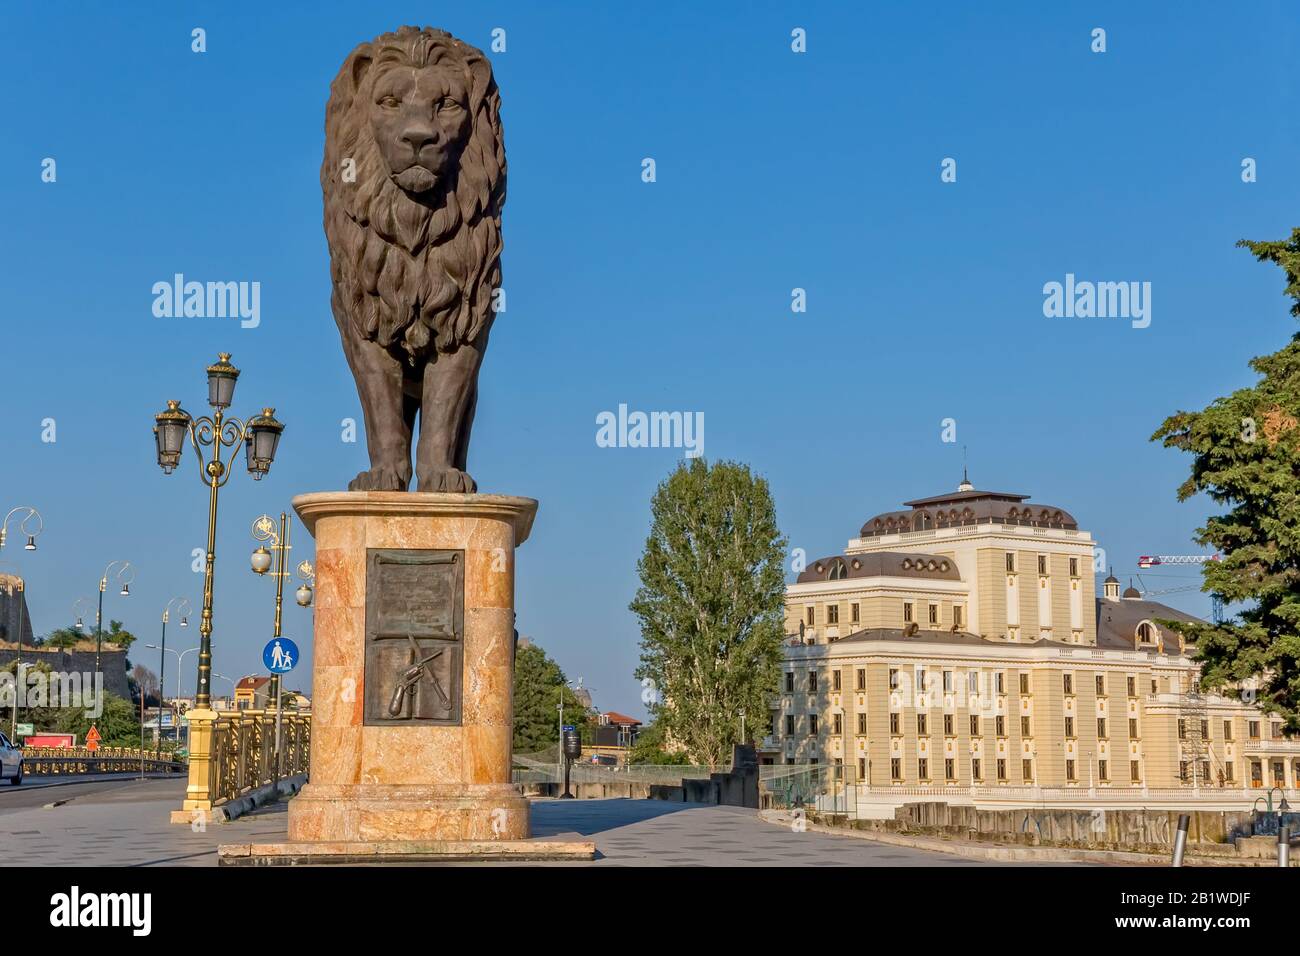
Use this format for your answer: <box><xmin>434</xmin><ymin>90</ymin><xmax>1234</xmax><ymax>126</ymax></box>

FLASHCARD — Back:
<box><xmin>953</xmin><ymin>605</ymin><xmax>964</xmax><ymax>629</ymax></box>
<box><xmin>1130</xmin><ymin>760</ymin><xmax>1141</xmax><ymax>783</ymax></box>
<box><xmin>1201</xmin><ymin>719</ymin><xmax>1209</xmax><ymax>739</ymax></box>
<box><xmin>827</xmin><ymin>604</ymin><xmax>839</xmax><ymax>625</ymax></box>
<box><xmin>1224</xmin><ymin>720</ymin><xmax>1233</xmax><ymax>742</ymax></box>
<box><xmin>890</xmin><ymin>713</ymin><xmax>900</xmax><ymax>735</ymax></box>
<box><xmin>857</xmin><ymin>713</ymin><xmax>866</xmax><ymax>734</ymax></box>
<box><xmin>1179</xmin><ymin>761</ymin><xmax>1189</xmax><ymax>782</ymax></box>
<box><xmin>969</xmin><ymin>715</ymin><xmax>980</xmax><ymax>736</ymax></box>
<box><xmin>833</xmin><ymin>713</ymin><xmax>842</xmax><ymax>735</ymax></box>
<box><xmin>1037</xmin><ymin>555</ymin><xmax>1048</xmax><ymax>575</ymax></box>
<box><xmin>943</xmin><ymin>670</ymin><xmax>954</xmax><ymax>693</ymax></box>
<box><xmin>945</xmin><ymin>758</ymin><xmax>955</xmax><ymax>780</ymax></box>
<box><xmin>928</xmin><ymin>603</ymin><xmax>939</xmax><ymax>625</ymax></box>
<box><xmin>1063</xmin><ymin>674</ymin><xmax>1073</xmax><ymax>695</ymax></box>
<box><xmin>1178</xmin><ymin>719</ymin><xmax>1186</xmax><ymax>740</ymax></box>
<box><xmin>1096</xmin><ymin>674</ymin><xmax>1106</xmax><ymax>696</ymax></box>
<box><xmin>1098</xmin><ymin>760</ymin><xmax>1108</xmax><ymax>782</ymax></box>
<box><xmin>1137</xmin><ymin>622</ymin><xmax>1153</xmax><ymax>644</ymax></box>
<box><xmin>889</xmin><ymin>668</ymin><xmax>900</xmax><ymax>690</ymax></box>
<box><xmin>1021</xmin><ymin>716</ymin><xmax>1031</xmax><ymax>736</ymax></box>
<box><xmin>1151</xmin><ymin>679</ymin><xmax>1158</xmax><ymax>694</ymax></box>
<box><xmin>995</xmin><ymin>716</ymin><xmax>1006</xmax><ymax>737</ymax></box>
<box><xmin>944</xmin><ymin>714</ymin><xmax>954</xmax><ymax>735</ymax></box>
<box><xmin>996</xmin><ymin>759</ymin><xmax>1007</xmax><ymax>781</ymax></box>
<box><xmin>1273</xmin><ymin>722</ymin><xmax>1284</xmax><ymax>740</ymax></box>
<box><xmin>808</xmin><ymin>715</ymin><xmax>818</xmax><ymax>736</ymax></box>
<box><xmin>785</xmin><ymin>672</ymin><xmax>794</xmax><ymax>693</ymax></box>
<box><xmin>1019</xmin><ymin>673</ymin><xmax>1030</xmax><ymax>695</ymax></box>
<box><xmin>1128</xmin><ymin>718</ymin><xmax>1138</xmax><ymax>738</ymax></box>
<box><xmin>917</xmin><ymin>669</ymin><xmax>927</xmax><ymax>692</ymax></box>
<box><xmin>806</xmin><ymin>607</ymin><xmax>815</xmax><ymax>626</ymax></box>
<box><xmin>855</xmin><ymin>668</ymin><xmax>865</xmax><ymax>691</ymax></box>
<box><xmin>1065</xmin><ymin>759</ymin><xmax>1076</xmax><ymax>782</ymax></box>
<box><xmin>832</xmin><ymin>669</ymin><xmax>841</xmax><ymax>692</ymax></box>
<box><xmin>1127</xmin><ymin>676</ymin><xmax>1136</xmax><ymax>697</ymax></box>
<box><xmin>890</xmin><ymin>758</ymin><xmax>901</xmax><ymax>781</ymax></box>
<box><xmin>1069</xmin><ymin>557</ymin><xmax>1079</xmax><ymax>577</ymax></box>
<box><xmin>903</xmin><ymin>602</ymin><xmax>914</xmax><ymax>624</ymax></box>
<box><xmin>1097</xmin><ymin>718</ymin><xmax>1107</xmax><ymax>739</ymax></box>
<box><xmin>917</xmin><ymin>714</ymin><xmax>927</xmax><ymax>735</ymax></box>
<box><xmin>972</xmin><ymin>758</ymin><xmax>982</xmax><ymax>780</ymax></box>
<box><xmin>1005</xmin><ymin>552</ymin><xmax>1016</xmax><ymax>573</ymax></box>
<box><xmin>967</xmin><ymin>671</ymin><xmax>979</xmax><ymax>693</ymax></box>
<box><xmin>995</xmin><ymin>673</ymin><xmax>1005</xmax><ymax>695</ymax></box>
<box><xmin>851</xmin><ymin>602</ymin><xmax>860</xmax><ymax>623</ymax></box>
<box><xmin>785</xmin><ymin>715</ymin><xmax>794</xmax><ymax>735</ymax></box>
<box><xmin>1065</xmin><ymin>716</ymin><xmax>1075</xmax><ymax>738</ymax></box>
<box><xmin>918</xmin><ymin>758</ymin><xmax>929</xmax><ymax>780</ymax></box>
<box><xmin>809</xmin><ymin>671</ymin><xmax>818</xmax><ymax>692</ymax></box>
<box><xmin>857</xmin><ymin>757</ymin><xmax>866</xmax><ymax>780</ymax></box>
<box><xmin>1225</xmin><ymin>761</ymin><xmax>1235</xmax><ymax>783</ymax></box>
<box><xmin>1249</xmin><ymin>720</ymin><xmax>1260</xmax><ymax>739</ymax></box>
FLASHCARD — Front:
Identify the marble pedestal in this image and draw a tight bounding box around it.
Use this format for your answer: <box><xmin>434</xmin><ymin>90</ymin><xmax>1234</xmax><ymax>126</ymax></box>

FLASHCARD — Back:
<box><xmin>225</xmin><ymin>491</ymin><xmax>592</xmax><ymax>862</ymax></box>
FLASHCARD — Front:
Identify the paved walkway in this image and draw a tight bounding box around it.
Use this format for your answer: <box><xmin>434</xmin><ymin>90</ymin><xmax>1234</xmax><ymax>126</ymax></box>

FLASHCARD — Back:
<box><xmin>0</xmin><ymin>778</ymin><xmax>1018</xmax><ymax>866</ymax></box>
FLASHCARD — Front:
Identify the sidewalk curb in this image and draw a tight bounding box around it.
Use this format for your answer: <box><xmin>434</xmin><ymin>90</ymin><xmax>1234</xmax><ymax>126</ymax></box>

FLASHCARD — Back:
<box><xmin>759</xmin><ymin>810</ymin><xmax>1285</xmax><ymax>866</ymax></box>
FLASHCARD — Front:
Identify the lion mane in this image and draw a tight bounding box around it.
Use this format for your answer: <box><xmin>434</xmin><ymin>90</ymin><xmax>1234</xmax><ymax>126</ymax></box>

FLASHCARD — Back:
<box><xmin>322</xmin><ymin>26</ymin><xmax>506</xmax><ymax>361</ymax></box>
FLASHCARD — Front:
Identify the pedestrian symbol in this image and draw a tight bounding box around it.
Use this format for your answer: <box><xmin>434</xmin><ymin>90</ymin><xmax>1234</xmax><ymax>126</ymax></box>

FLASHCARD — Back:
<box><xmin>263</xmin><ymin>637</ymin><xmax>299</xmax><ymax>674</ymax></box>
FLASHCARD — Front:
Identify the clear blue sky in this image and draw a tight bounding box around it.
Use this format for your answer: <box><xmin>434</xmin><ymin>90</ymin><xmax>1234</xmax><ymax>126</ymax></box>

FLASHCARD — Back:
<box><xmin>1</xmin><ymin>2</ymin><xmax>1297</xmax><ymax>717</ymax></box>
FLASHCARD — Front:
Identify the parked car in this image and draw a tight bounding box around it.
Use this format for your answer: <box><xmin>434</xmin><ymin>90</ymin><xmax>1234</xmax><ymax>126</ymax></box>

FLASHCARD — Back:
<box><xmin>0</xmin><ymin>731</ymin><xmax>22</xmax><ymax>785</ymax></box>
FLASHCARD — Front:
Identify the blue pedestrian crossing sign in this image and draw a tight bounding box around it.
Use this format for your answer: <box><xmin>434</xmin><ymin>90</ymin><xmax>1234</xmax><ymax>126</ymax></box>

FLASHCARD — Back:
<box><xmin>263</xmin><ymin>637</ymin><xmax>299</xmax><ymax>674</ymax></box>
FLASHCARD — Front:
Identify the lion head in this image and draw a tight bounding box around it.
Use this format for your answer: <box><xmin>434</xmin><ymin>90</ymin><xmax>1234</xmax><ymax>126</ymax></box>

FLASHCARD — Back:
<box><xmin>323</xmin><ymin>26</ymin><xmax>505</xmax><ymax>360</ymax></box>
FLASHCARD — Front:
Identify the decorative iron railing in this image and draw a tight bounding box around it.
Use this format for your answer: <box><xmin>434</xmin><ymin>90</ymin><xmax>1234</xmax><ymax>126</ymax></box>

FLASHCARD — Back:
<box><xmin>21</xmin><ymin>746</ymin><xmax>185</xmax><ymax>775</ymax></box>
<box><xmin>210</xmin><ymin>709</ymin><xmax>310</xmax><ymax>806</ymax></box>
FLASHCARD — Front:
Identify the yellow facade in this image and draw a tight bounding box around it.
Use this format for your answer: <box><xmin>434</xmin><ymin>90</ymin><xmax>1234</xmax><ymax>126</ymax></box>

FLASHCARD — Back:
<box><xmin>767</xmin><ymin>483</ymin><xmax>1300</xmax><ymax>792</ymax></box>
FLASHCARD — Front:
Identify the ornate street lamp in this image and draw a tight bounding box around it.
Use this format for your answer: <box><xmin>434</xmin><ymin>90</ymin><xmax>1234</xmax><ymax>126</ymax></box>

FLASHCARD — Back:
<box><xmin>95</xmin><ymin>560</ymin><xmax>134</xmax><ymax>678</ymax></box>
<box><xmin>294</xmin><ymin>560</ymin><xmax>316</xmax><ymax>608</ymax></box>
<box><xmin>0</xmin><ymin>506</ymin><xmax>43</xmax><ymax>551</ymax></box>
<box><xmin>249</xmin><ymin>512</ymin><xmax>311</xmax><ymax>781</ymax></box>
<box><xmin>152</xmin><ymin>353</ymin><xmax>284</xmax><ymax>710</ymax></box>
<box><xmin>155</xmin><ymin>597</ymin><xmax>192</xmax><ymax>760</ymax></box>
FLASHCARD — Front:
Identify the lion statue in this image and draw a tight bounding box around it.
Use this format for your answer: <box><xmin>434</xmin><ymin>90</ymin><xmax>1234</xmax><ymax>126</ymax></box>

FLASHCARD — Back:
<box><xmin>323</xmin><ymin>26</ymin><xmax>505</xmax><ymax>492</ymax></box>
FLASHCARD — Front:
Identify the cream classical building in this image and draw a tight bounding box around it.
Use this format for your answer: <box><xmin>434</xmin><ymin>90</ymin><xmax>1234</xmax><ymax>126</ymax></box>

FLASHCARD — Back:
<box><xmin>763</xmin><ymin>478</ymin><xmax>1300</xmax><ymax>793</ymax></box>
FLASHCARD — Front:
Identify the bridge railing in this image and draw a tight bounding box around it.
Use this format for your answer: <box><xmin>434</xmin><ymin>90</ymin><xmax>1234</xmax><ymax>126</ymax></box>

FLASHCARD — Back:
<box><xmin>21</xmin><ymin>746</ymin><xmax>186</xmax><ymax>775</ymax></box>
<box><xmin>210</xmin><ymin>709</ymin><xmax>310</xmax><ymax>807</ymax></box>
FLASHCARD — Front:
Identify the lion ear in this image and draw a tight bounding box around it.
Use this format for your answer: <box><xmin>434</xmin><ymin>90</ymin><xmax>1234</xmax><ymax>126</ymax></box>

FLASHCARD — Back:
<box><xmin>349</xmin><ymin>49</ymin><xmax>373</xmax><ymax>95</ymax></box>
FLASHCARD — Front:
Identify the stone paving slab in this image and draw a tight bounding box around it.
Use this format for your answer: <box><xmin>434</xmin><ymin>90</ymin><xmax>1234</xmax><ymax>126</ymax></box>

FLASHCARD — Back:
<box><xmin>0</xmin><ymin>778</ymin><xmax>1029</xmax><ymax>866</ymax></box>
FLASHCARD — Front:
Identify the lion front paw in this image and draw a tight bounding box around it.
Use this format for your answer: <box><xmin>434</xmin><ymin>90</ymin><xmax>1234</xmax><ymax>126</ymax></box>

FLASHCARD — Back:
<box><xmin>348</xmin><ymin>466</ymin><xmax>411</xmax><ymax>492</ymax></box>
<box><xmin>417</xmin><ymin>468</ymin><xmax>477</xmax><ymax>494</ymax></box>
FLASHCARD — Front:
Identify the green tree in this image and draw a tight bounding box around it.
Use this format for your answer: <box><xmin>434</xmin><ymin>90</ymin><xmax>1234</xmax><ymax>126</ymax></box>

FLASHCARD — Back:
<box><xmin>630</xmin><ymin>459</ymin><xmax>787</xmax><ymax>770</ymax></box>
<box><xmin>42</xmin><ymin>626</ymin><xmax>82</xmax><ymax>649</ymax></box>
<box><xmin>103</xmin><ymin>619</ymin><xmax>137</xmax><ymax>651</ymax></box>
<box><xmin>511</xmin><ymin>640</ymin><xmax>591</xmax><ymax>755</ymax></box>
<box><xmin>1153</xmin><ymin>228</ymin><xmax>1300</xmax><ymax>731</ymax></box>
<box><xmin>54</xmin><ymin>692</ymin><xmax>141</xmax><ymax>747</ymax></box>
<box><xmin>627</xmin><ymin>717</ymin><xmax>680</xmax><ymax>765</ymax></box>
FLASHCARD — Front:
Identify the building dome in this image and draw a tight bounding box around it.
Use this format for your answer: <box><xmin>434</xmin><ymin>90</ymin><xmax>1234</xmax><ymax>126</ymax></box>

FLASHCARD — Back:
<box><xmin>1122</xmin><ymin>579</ymin><xmax>1142</xmax><ymax>599</ymax></box>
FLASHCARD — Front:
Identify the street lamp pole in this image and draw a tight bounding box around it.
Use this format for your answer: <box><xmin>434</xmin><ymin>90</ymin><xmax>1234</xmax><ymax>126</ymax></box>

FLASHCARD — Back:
<box><xmin>95</xmin><ymin>559</ymin><xmax>134</xmax><ymax>680</ymax></box>
<box><xmin>250</xmin><ymin>511</ymin><xmax>298</xmax><ymax>783</ymax></box>
<box><xmin>153</xmin><ymin>353</ymin><xmax>284</xmax><ymax>816</ymax></box>
<box><xmin>156</xmin><ymin>598</ymin><xmax>191</xmax><ymax>759</ymax></box>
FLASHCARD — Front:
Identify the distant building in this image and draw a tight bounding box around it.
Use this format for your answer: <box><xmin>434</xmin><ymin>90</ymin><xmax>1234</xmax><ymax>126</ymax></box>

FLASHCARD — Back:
<box><xmin>234</xmin><ymin>675</ymin><xmax>272</xmax><ymax>709</ymax></box>
<box><xmin>590</xmin><ymin>711</ymin><xmax>641</xmax><ymax>754</ymax></box>
<box><xmin>767</xmin><ymin>477</ymin><xmax>1300</xmax><ymax>791</ymax></box>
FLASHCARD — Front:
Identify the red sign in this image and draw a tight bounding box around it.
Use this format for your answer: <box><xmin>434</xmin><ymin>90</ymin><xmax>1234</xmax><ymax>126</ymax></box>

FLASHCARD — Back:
<box><xmin>23</xmin><ymin>734</ymin><xmax>76</xmax><ymax>749</ymax></box>
<box><xmin>85</xmin><ymin>726</ymin><xmax>101</xmax><ymax>752</ymax></box>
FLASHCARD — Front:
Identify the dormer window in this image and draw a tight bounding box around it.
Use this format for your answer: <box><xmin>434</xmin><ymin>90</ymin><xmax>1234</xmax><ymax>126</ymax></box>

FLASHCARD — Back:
<box><xmin>829</xmin><ymin>560</ymin><xmax>848</xmax><ymax>580</ymax></box>
<box><xmin>1137</xmin><ymin>622</ymin><xmax>1154</xmax><ymax>644</ymax></box>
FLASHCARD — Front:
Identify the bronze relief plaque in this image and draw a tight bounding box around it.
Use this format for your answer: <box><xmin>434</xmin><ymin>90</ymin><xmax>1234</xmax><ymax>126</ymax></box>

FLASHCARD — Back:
<box><xmin>364</xmin><ymin>548</ymin><xmax>463</xmax><ymax>725</ymax></box>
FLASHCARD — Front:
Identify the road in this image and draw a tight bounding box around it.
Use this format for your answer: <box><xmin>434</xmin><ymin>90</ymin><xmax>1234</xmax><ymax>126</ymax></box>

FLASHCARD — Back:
<box><xmin>0</xmin><ymin>778</ymin><xmax>1026</xmax><ymax>866</ymax></box>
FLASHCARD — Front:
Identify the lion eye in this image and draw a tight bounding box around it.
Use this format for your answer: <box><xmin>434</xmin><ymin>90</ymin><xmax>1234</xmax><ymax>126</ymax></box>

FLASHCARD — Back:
<box><xmin>439</xmin><ymin>97</ymin><xmax>463</xmax><ymax>111</ymax></box>
<box><xmin>378</xmin><ymin>94</ymin><xmax>401</xmax><ymax>109</ymax></box>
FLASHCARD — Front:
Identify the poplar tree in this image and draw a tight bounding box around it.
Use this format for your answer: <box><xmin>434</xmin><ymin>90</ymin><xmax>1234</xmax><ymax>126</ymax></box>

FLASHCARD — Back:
<box><xmin>630</xmin><ymin>459</ymin><xmax>787</xmax><ymax>769</ymax></box>
<box><xmin>1152</xmin><ymin>229</ymin><xmax>1300</xmax><ymax>730</ymax></box>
